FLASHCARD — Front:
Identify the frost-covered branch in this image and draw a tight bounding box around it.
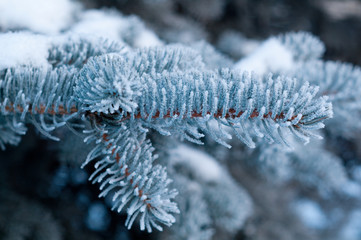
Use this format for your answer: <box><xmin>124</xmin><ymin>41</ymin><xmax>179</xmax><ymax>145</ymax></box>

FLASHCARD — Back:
<box><xmin>0</xmin><ymin>32</ymin><xmax>334</xmax><ymax>232</ymax></box>
<box><xmin>76</xmin><ymin>53</ymin><xmax>332</xmax><ymax>147</ymax></box>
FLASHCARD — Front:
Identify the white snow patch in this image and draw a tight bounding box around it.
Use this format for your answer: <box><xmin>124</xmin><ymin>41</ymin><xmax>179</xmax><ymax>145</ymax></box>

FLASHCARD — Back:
<box><xmin>217</xmin><ymin>31</ymin><xmax>260</xmax><ymax>58</ymax></box>
<box><xmin>70</xmin><ymin>9</ymin><xmax>163</xmax><ymax>47</ymax></box>
<box><xmin>0</xmin><ymin>32</ymin><xmax>51</xmax><ymax>70</ymax></box>
<box><xmin>0</xmin><ymin>0</ymin><xmax>80</xmax><ymax>34</ymax></box>
<box><xmin>240</xmin><ymin>39</ymin><xmax>261</xmax><ymax>57</ymax></box>
<box><xmin>133</xmin><ymin>28</ymin><xmax>163</xmax><ymax>48</ymax></box>
<box><xmin>292</xmin><ymin>199</ymin><xmax>328</xmax><ymax>229</ymax></box>
<box><xmin>342</xmin><ymin>181</ymin><xmax>361</xmax><ymax>198</ymax></box>
<box><xmin>71</xmin><ymin>10</ymin><xmax>126</xmax><ymax>43</ymax></box>
<box><xmin>234</xmin><ymin>38</ymin><xmax>294</xmax><ymax>76</ymax></box>
<box><xmin>339</xmin><ymin>210</ymin><xmax>361</xmax><ymax>240</ymax></box>
<box><xmin>170</xmin><ymin>144</ymin><xmax>222</xmax><ymax>183</ymax></box>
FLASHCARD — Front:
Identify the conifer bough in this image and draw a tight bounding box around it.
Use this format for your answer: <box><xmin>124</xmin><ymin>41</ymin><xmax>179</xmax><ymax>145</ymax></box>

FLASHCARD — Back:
<box><xmin>0</xmin><ymin>38</ymin><xmax>333</xmax><ymax>231</ymax></box>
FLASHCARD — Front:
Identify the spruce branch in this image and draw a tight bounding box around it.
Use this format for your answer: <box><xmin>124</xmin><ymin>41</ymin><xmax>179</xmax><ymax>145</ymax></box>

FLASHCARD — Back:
<box><xmin>76</xmin><ymin>53</ymin><xmax>333</xmax><ymax>147</ymax></box>
<box><xmin>0</xmin><ymin>66</ymin><xmax>78</xmax><ymax>141</ymax></box>
<box><xmin>291</xmin><ymin>60</ymin><xmax>361</xmax><ymax>137</ymax></box>
<box><xmin>0</xmin><ymin>42</ymin><xmax>333</xmax><ymax>232</ymax></box>
<box><xmin>48</xmin><ymin>37</ymin><xmax>124</xmax><ymax>68</ymax></box>
<box><xmin>82</xmin><ymin>121</ymin><xmax>179</xmax><ymax>232</ymax></box>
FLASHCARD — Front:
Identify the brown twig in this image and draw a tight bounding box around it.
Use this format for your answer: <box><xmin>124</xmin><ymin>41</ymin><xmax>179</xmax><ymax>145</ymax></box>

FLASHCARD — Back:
<box><xmin>2</xmin><ymin>102</ymin><xmax>304</xmax><ymax>127</ymax></box>
<box><xmin>101</xmin><ymin>133</ymin><xmax>153</xmax><ymax>209</ymax></box>
<box><xmin>4</xmin><ymin>103</ymin><xmax>77</xmax><ymax>115</ymax></box>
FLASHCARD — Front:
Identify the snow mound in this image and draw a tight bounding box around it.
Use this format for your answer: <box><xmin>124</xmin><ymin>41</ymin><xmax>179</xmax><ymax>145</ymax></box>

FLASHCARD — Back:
<box><xmin>0</xmin><ymin>32</ymin><xmax>51</xmax><ymax>70</ymax></box>
<box><xmin>0</xmin><ymin>0</ymin><xmax>80</xmax><ymax>34</ymax></box>
<box><xmin>70</xmin><ymin>9</ymin><xmax>163</xmax><ymax>48</ymax></box>
<box><xmin>234</xmin><ymin>38</ymin><xmax>294</xmax><ymax>76</ymax></box>
<box><xmin>170</xmin><ymin>144</ymin><xmax>222</xmax><ymax>183</ymax></box>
